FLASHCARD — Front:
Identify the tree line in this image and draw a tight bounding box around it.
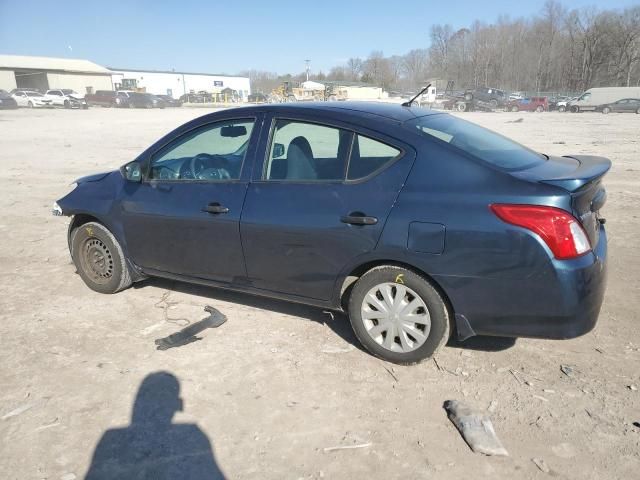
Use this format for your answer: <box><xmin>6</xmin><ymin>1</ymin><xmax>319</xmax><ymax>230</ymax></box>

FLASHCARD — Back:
<box><xmin>243</xmin><ymin>1</ymin><xmax>640</xmax><ymax>95</ymax></box>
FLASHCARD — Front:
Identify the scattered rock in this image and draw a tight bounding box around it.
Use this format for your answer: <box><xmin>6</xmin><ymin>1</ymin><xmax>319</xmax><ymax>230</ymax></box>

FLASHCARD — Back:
<box><xmin>532</xmin><ymin>457</ymin><xmax>550</xmax><ymax>473</ymax></box>
<box><xmin>560</xmin><ymin>365</ymin><xmax>574</xmax><ymax>377</ymax></box>
<box><xmin>321</xmin><ymin>345</ymin><xmax>354</xmax><ymax>354</ymax></box>
<box><xmin>627</xmin><ymin>385</ymin><xmax>637</xmax><ymax>391</ymax></box>
<box><xmin>552</xmin><ymin>141</ymin><xmax>566</xmax><ymax>144</ymax></box>
<box><xmin>543</xmin><ymin>389</ymin><xmax>555</xmax><ymax>394</ymax></box>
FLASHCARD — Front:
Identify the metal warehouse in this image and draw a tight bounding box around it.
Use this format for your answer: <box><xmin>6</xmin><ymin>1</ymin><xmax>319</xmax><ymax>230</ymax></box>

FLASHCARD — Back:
<box><xmin>109</xmin><ymin>68</ymin><xmax>251</xmax><ymax>100</ymax></box>
<box><xmin>0</xmin><ymin>54</ymin><xmax>113</xmax><ymax>93</ymax></box>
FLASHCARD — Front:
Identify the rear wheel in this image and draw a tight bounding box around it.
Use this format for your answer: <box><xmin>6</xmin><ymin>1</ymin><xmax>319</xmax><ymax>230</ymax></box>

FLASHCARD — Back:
<box><xmin>456</xmin><ymin>102</ymin><xmax>467</xmax><ymax>112</ymax></box>
<box><xmin>27</xmin><ymin>101</ymin><xmax>33</xmax><ymax>108</ymax></box>
<box><xmin>511</xmin><ymin>105</ymin><xmax>519</xmax><ymax>112</ymax></box>
<box><xmin>571</xmin><ymin>105</ymin><xmax>580</xmax><ymax>113</ymax></box>
<box><xmin>490</xmin><ymin>99</ymin><xmax>498</xmax><ymax>109</ymax></box>
<box><xmin>71</xmin><ymin>222</ymin><xmax>132</xmax><ymax>294</ymax></box>
<box><xmin>602</xmin><ymin>106</ymin><xmax>611</xmax><ymax>114</ymax></box>
<box><xmin>348</xmin><ymin>266</ymin><xmax>450</xmax><ymax>364</ymax></box>
<box><xmin>636</xmin><ymin>107</ymin><xmax>640</xmax><ymax>114</ymax></box>
<box><xmin>536</xmin><ymin>105</ymin><xmax>544</xmax><ymax>113</ymax></box>
<box><xmin>558</xmin><ymin>105</ymin><xmax>566</xmax><ymax>112</ymax></box>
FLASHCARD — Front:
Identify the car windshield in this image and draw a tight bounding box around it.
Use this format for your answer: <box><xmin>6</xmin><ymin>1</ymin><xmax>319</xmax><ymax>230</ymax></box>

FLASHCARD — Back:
<box><xmin>406</xmin><ymin>114</ymin><xmax>546</xmax><ymax>171</ymax></box>
<box><xmin>61</xmin><ymin>89</ymin><xmax>77</xmax><ymax>94</ymax></box>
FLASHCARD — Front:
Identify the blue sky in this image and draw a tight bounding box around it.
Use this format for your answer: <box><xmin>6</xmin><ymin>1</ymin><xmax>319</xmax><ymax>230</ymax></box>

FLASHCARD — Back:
<box><xmin>0</xmin><ymin>0</ymin><xmax>635</xmax><ymax>75</ymax></box>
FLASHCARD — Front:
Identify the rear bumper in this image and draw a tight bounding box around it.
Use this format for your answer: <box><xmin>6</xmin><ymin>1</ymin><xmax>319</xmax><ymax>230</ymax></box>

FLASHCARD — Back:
<box><xmin>439</xmin><ymin>226</ymin><xmax>608</xmax><ymax>340</ymax></box>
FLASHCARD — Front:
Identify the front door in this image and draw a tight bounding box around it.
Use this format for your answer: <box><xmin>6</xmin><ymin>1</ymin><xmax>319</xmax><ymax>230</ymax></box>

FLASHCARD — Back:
<box><xmin>121</xmin><ymin>116</ymin><xmax>261</xmax><ymax>283</ymax></box>
<box><xmin>240</xmin><ymin>116</ymin><xmax>415</xmax><ymax>301</ymax></box>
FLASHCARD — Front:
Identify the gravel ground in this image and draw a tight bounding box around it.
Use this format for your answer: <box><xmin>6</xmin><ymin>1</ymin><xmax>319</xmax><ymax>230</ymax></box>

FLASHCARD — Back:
<box><xmin>0</xmin><ymin>106</ymin><xmax>638</xmax><ymax>480</ymax></box>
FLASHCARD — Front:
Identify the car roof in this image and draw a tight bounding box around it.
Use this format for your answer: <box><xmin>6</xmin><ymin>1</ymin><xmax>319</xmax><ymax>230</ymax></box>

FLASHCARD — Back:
<box><xmin>220</xmin><ymin>101</ymin><xmax>441</xmax><ymax>123</ymax></box>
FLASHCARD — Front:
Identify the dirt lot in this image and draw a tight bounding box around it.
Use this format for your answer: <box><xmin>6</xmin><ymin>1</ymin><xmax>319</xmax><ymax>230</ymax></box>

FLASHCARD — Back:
<box><xmin>0</xmin><ymin>106</ymin><xmax>638</xmax><ymax>479</ymax></box>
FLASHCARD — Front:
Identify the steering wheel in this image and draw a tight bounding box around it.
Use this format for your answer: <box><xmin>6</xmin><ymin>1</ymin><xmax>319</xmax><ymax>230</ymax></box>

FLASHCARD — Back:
<box><xmin>189</xmin><ymin>153</ymin><xmax>231</xmax><ymax>180</ymax></box>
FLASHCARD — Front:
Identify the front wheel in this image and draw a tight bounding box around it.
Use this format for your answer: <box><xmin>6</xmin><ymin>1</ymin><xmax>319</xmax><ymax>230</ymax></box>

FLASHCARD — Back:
<box><xmin>71</xmin><ymin>222</ymin><xmax>132</xmax><ymax>294</ymax></box>
<box><xmin>64</xmin><ymin>100</ymin><xmax>70</xmax><ymax>109</ymax></box>
<box><xmin>602</xmin><ymin>106</ymin><xmax>611</xmax><ymax>114</ymax></box>
<box><xmin>348</xmin><ymin>266</ymin><xmax>450</xmax><ymax>364</ymax></box>
<box><xmin>511</xmin><ymin>105</ymin><xmax>519</xmax><ymax>112</ymax></box>
<box><xmin>558</xmin><ymin>105</ymin><xmax>566</xmax><ymax>112</ymax></box>
<box><xmin>535</xmin><ymin>105</ymin><xmax>544</xmax><ymax>113</ymax></box>
<box><xmin>28</xmin><ymin>101</ymin><xmax>33</xmax><ymax>108</ymax></box>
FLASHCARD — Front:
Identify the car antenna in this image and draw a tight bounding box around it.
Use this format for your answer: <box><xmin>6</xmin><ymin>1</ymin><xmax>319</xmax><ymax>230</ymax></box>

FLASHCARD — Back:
<box><xmin>402</xmin><ymin>83</ymin><xmax>431</xmax><ymax>107</ymax></box>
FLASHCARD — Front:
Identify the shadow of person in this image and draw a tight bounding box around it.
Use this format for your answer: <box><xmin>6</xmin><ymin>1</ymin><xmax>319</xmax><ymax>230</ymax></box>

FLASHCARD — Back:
<box><xmin>85</xmin><ymin>372</ymin><xmax>225</xmax><ymax>480</ymax></box>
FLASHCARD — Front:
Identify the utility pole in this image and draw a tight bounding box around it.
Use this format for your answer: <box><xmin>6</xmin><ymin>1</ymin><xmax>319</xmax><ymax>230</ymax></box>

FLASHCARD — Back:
<box><xmin>305</xmin><ymin>59</ymin><xmax>311</xmax><ymax>82</ymax></box>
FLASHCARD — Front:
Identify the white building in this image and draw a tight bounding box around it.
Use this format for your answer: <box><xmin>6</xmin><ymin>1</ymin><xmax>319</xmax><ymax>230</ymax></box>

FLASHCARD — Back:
<box><xmin>109</xmin><ymin>68</ymin><xmax>251</xmax><ymax>100</ymax></box>
<box><xmin>0</xmin><ymin>54</ymin><xmax>113</xmax><ymax>93</ymax></box>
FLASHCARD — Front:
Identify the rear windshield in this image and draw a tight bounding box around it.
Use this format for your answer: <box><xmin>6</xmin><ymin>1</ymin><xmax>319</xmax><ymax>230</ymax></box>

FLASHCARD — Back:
<box><xmin>406</xmin><ymin>114</ymin><xmax>546</xmax><ymax>171</ymax></box>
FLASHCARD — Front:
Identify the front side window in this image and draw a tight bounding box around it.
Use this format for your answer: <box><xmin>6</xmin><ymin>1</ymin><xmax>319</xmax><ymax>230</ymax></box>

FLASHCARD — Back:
<box><xmin>264</xmin><ymin>120</ymin><xmax>351</xmax><ymax>181</ymax></box>
<box><xmin>149</xmin><ymin>119</ymin><xmax>254</xmax><ymax>181</ymax></box>
<box><xmin>407</xmin><ymin>114</ymin><xmax>546</xmax><ymax>171</ymax></box>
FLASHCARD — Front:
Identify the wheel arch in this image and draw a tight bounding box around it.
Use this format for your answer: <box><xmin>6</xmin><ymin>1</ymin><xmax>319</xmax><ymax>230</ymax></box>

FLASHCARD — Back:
<box><xmin>335</xmin><ymin>259</ymin><xmax>455</xmax><ymax>322</ymax></box>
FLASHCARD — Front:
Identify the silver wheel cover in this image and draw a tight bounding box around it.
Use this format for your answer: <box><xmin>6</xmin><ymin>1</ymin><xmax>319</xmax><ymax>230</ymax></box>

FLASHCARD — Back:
<box><xmin>361</xmin><ymin>282</ymin><xmax>431</xmax><ymax>353</ymax></box>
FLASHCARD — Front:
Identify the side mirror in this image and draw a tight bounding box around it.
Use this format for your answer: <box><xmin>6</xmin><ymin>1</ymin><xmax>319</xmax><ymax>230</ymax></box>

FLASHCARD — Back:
<box><xmin>121</xmin><ymin>161</ymin><xmax>142</xmax><ymax>182</ymax></box>
<box><xmin>272</xmin><ymin>143</ymin><xmax>285</xmax><ymax>158</ymax></box>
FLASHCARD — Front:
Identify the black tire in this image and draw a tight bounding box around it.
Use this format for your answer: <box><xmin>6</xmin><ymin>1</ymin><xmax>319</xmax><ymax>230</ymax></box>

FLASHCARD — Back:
<box><xmin>490</xmin><ymin>99</ymin><xmax>498</xmax><ymax>108</ymax></box>
<box><xmin>571</xmin><ymin>105</ymin><xmax>580</xmax><ymax>113</ymax></box>
<box><xmin>456</xmin><ymin>102</ymin><xmax>467</xmax><ymax>112</ymax></box>
<box><xmin>602</xmin><ymin>107</ymin><xmax>610</xmax><ymax>114</ymax></box>
<box><xmin>64</xmin><ymin>100</ymin><xmax>70</xmax><ymax>109</ymax></box>
<box><xmin>28</xmin><ymin>101</ymin><xmax>33</xmax><ymax>108</ymax></box>
<box><xmin>71</xmin><ymin>222</ymin><xmax>132</xmax><ymax>294</ymax></box>
<box><xmin>348</xmin><ymin>266</ymin><xmax>451</xmax><ymax>364</ymax></box>
<box><xmin>558</xmin><ymin>105</ymin><xmax>566</xmax><ymax>112</ymax></box>
<box><xmin>536</xmin><ymin>105</ymin><xmax>544</xmax><ymax>113</ymax></box>
<box><xmin>636</xmin><ymin>107</ymin><xmax>640</xmax><ymax>114</ymax></box>
<box><xmin>511</xmin><ymin>105</ymin><xmax>519</xmax><ymax>112</ymax></box>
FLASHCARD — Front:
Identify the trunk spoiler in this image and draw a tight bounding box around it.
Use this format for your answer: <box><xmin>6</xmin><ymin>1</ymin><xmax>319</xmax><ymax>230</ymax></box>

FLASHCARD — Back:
<box><xmin>538</xmin><ymin>155</ymin><xmax>611</xmax><ymax>192</ymax></box>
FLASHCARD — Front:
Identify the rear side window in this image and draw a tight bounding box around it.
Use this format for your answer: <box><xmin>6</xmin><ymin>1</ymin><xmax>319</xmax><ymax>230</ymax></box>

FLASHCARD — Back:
<box><xmin>347</xmin><ymin>135</ymin><xmax>401</xmax><ymax>180</ymax></box>
<box><xmin>406</xmin><ymin>114</ymin><xmax>545</xmax><ymax>171</ymax></box>
<box><xmin>265</xmin><ymin>120</ymin><xmax>351</xmax><ymax>181</ymax></box>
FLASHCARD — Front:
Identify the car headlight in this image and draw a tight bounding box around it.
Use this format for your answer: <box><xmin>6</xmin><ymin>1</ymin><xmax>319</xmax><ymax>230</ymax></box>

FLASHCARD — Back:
<box><xmin>52</xmin><ymin>202</ymin><xmax>63</xmax><ymax>216</ymax></box>
<box><xmin>52</xmin><ymin>182</ymin><xmax>77</xmax><ymax>216</ymax></box>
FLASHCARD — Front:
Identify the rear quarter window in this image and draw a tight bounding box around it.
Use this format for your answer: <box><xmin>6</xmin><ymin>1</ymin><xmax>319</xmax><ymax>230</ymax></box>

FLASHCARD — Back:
<box><xmin>406</xmin><ymin>114</ymin><xmax>546</xmax><ymax>171</ymax></box>
<box><xmin>347</xmin><ymin>135</ymin><xmax>401</xmax><ymax>180</ymax></box>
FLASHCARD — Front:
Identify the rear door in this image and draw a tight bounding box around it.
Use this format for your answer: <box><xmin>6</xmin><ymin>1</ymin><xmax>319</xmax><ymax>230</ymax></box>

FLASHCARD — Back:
<box><xmin>240</xmin><ymin>114</ymin><xmax>415</xmax><ymax>301</ymax></box>
<box><xmin>121</xmin><ymin>114</ymin><xmax>263</xmax><ymax>283</ymax></box>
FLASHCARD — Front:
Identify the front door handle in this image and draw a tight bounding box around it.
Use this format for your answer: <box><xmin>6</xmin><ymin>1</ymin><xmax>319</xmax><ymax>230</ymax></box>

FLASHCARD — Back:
<box><xmin>340</xmin><ymin>213</ymin><xmax>378</xmax><ymax>225</ymax></box>
<box><xmin>202</xmin><ymin>203</ymin><xmax>229</xmax><ymax>214</ymax></box>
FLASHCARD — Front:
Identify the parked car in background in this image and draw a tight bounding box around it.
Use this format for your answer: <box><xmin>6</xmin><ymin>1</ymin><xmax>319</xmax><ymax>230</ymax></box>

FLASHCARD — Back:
<box><xmin>508</xmin><ymin>91</ymin><xmax>525</xmax><ymax>101</ymax></box>
<box><xmin>85</xmin><ymin>90</ymin><xmax>127</xmax><ymax>108</ymax></box>
<box><xmin>598</xmin><ymin>98</ymin><xmax>640</xmax><ymax>114</ymax></box>
<box><xmin>507</xmin><ymin>96</ymin><xmax>548</xmax><ymax>112</ymax></box>
<box><xmin>0</xmin><ymin>89</ymin><xmax>18</xmax><ymax>109</ymax></box>
<box><xmin>44</xmin><ymin>89</ymin><xmax>88</xmax><ymax>109</ymax></box>
<box><xmin>554</xmin><ymin>97</ymin><xmax>576</xmax><ymax>112</ymax></box>
<box><xmin>179</xmin><ymin>92</ymin><xmax>213</xmax><ymax>103</ymax></box>
<box><xmin>464</xmin><ymin>87</ymin><xmax>507</xmax><ymax>108</ymax></box>
<box><xmin>12</xmin><ymin>90</ymin><xmax>54</xmax><ymax>108</ymax></box>
<box><xmin>154</xmin><ymin>94</ymin><xmax>182</xmax><ymax>107</ymax></box>
<box><xmin>569</xmin><ymin>87</ymin><xmax>640</xmax><ymax>112</ymax></box>
<box><xmin>54</xmin><ymin>102</ymin><xmax>610</xmax><ymax>365</ymax></box>
<box><xmin>124</xmin><ymin>92</ymin><xmax>165</xmax><ymax>109</ymax></box>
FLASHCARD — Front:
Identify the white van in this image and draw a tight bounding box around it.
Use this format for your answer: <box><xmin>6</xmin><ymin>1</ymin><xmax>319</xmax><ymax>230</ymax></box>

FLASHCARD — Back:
<box><xmin>570</xmin><ymin>87</ymin><xmax>640</xmax><ymax>112</ymax></box>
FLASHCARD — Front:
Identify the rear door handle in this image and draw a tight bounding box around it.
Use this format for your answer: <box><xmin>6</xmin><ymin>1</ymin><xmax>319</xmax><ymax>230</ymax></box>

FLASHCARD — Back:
<box><xmin>340</xmin><ymin>214</ymin><xmax>378</xmax><ymax>225</ymax></box>
<box><xmin>202</xmin><ymin>203</ymin><xmax>229</xmax><ymax>214</ymax></box>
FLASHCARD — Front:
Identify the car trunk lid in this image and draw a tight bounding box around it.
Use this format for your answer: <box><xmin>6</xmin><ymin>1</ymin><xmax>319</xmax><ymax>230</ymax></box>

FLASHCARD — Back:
<box><xmin>512</xmin><ymin>155</ymin><xmax>611</xmax><ymax>247</ymax></box>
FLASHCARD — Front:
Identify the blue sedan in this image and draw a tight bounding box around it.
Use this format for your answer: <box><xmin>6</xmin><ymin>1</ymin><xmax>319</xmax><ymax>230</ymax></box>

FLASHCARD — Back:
<box><xmin>54</xmin><ymin>102</ymin><xmax>609</xmax><ymax>364</ymax></box>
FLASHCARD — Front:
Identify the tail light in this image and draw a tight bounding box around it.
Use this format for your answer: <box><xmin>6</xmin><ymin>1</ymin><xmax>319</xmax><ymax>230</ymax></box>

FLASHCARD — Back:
<box><xmin>490</xmin><ymin>204</ymin><xmax>591</xmax><ymax>260</ymax></box>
